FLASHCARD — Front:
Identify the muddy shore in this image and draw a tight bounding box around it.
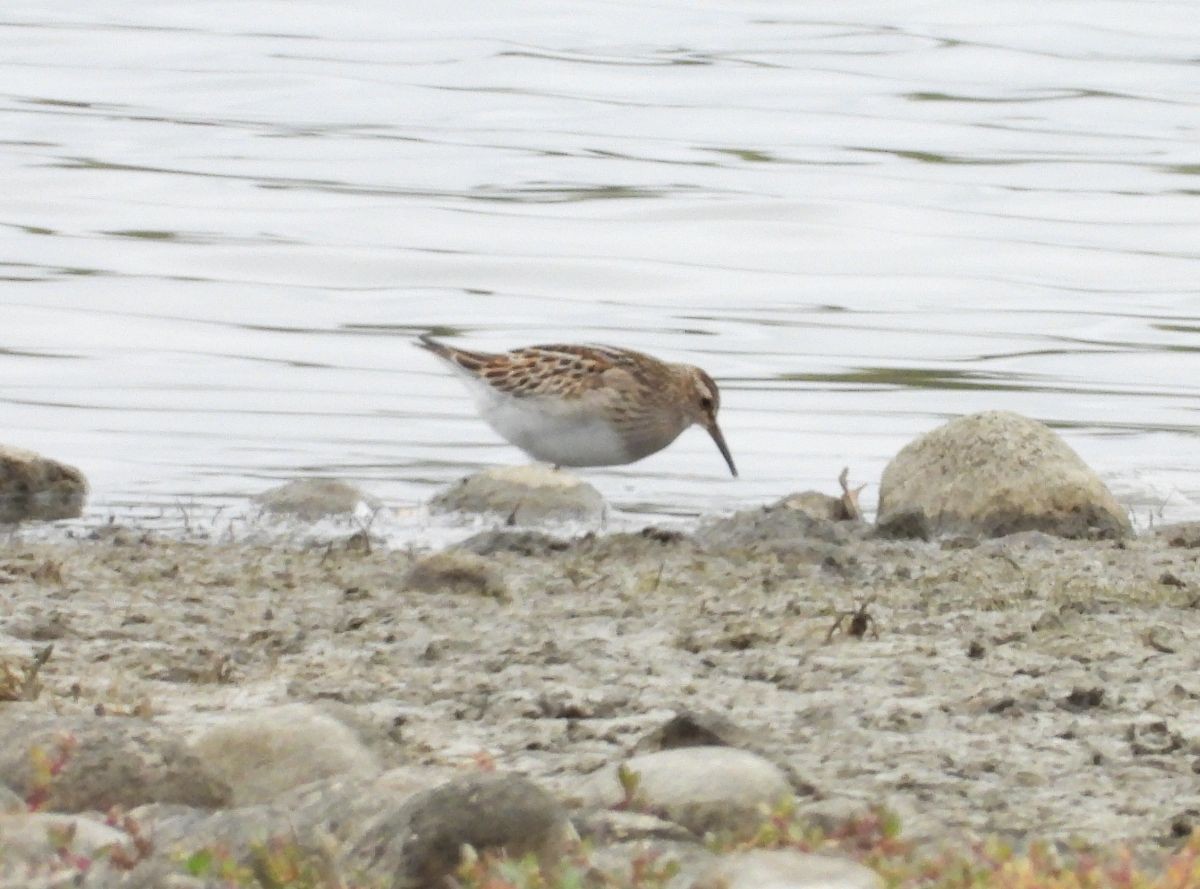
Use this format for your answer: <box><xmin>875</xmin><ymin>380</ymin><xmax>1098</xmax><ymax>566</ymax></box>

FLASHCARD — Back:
<box><xmin>3</xmin><ymin>507</ymin><xmax>1200</xmax><ymax>858</ymax></box>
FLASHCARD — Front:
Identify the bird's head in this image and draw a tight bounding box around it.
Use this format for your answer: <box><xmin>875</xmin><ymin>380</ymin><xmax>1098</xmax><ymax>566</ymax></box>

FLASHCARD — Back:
<box><xmin>680</xmin><ymin>365</ymin><xmax>737</xmax><ymax>477</ymax></box>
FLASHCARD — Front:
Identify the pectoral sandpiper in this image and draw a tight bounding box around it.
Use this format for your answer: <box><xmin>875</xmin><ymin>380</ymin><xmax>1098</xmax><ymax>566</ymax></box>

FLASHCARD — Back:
<box><xmin>418</xmin><ymin>334</ymin><xmax>737</xmax><ymax>476</ymax></box>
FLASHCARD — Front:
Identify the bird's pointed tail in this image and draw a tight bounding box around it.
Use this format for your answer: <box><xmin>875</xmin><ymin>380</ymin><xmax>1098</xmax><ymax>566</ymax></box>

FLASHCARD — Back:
<box><xmin>415</xmin><ymin>333</ymin><xmax>494</xmax><ymax>373</ymax></box>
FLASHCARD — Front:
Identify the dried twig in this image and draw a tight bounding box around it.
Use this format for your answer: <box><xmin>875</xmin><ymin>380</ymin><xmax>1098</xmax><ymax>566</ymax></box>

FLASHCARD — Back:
<box><xmin>838</xmin><ymin>467</ymin><xmax>866</xmax><ymax>521</ymax></box>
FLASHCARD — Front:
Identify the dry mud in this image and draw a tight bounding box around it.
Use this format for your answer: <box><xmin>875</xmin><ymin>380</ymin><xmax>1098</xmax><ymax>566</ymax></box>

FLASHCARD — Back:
<box><xmin>2</xmin><ymin>518</ymin><xmax>1200</xmax><ymax>854</ymax></box>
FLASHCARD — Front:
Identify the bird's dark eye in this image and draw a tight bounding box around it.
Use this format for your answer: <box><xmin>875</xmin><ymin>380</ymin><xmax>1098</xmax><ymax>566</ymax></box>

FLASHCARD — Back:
<box><xmin>699</xmin><ymin>396</ymin><xmax>714</xmax><ymax>411</ymax></box>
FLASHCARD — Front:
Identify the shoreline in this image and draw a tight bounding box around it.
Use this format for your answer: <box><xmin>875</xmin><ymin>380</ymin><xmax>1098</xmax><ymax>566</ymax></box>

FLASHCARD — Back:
<box><xmin>4</xmin><ymin>508</ymin><xmax>1199</xmax><ymax>858</ymax></box>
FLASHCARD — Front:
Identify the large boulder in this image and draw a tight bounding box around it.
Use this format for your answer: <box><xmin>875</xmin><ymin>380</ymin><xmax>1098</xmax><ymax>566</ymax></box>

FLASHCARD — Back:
<box><xmin>188</xmin><ymin>704</ymin><xmax>383</xmax><ymax>806</ymax></box>
<box><xmin>876</xmin><ymin>411</ymin><xmax>1131</xmax><ymax>540</ymax></box>
<box><xmin>0</xmin><ymin>445</ymin><xmax>87</xmax><ymax>523</ymax></box>
<box><xmin>126</xmin><ymin>771</ymin><xmax>562</xmax><ymax>888</ymax></box>
<box><xmin>430</xmin><ymin>466</ymin><xmax>605</xmax><ymax>524</ymax></box>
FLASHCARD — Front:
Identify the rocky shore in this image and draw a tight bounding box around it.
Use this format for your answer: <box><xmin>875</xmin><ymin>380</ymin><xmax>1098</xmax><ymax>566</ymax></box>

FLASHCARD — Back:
<box><xmin>3</xmin><ymin>412</ymin><xmax>1200</xmax><ymax>887</ymax></box>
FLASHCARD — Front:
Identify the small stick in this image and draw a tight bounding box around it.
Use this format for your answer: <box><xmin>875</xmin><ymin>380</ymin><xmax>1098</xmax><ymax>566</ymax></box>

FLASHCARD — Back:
<box><xmin>838</xmin><ymin>467</ymin><xmax>866</xmax><ymax>521</ymax></box>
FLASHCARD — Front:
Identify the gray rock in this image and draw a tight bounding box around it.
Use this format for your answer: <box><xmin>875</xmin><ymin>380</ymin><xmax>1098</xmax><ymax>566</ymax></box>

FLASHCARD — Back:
<box><xmin>701</xmin><ymin>850</ymin><xmax>883</xmax><ymax>889</ymax></box>
<box><xmin>402</xmin><ymin>549</ymin><xmax>509</xmax><ymax>599</ymax></box>
<box><xmin>876</xmin><ymin>411</ymin><xmax>1131</xmax><ymax>540</ymax></box>
<box><xmin>0</xmin><ymin>709</ymin><xmax>230</xmax><ymax>812</ymax></box>
<box><xmin>0</xmin><ymin>444</ymin><xmax>88</xmax><ymax>523</ymax></box>
<box><xmin>697</xmin><ymin>499</ymin><xmax>864</xmax><ymax>553</ymax></box>
<box><xmin>635</xmin><ymin>711</ymin><xmax>819</xmax><ymax>798</ymax></box>
<box><xmin>254</xmin><ymin>478</ymin><xmax>377</xmax><ymax>520</ymax></box>
<box><xmin>370</xmin><ymin>764</ymin><xmax>462</xmax><ymax>798</ymax></box>
<box><xmin>271</xmin><ymin>766</ymin><xmax>453</xmax><ymax>835</ymax></box>
<box><xmin>134</xmin><ymin>800</ymin><xmax>306</xmax><ymax>860</ymax></box>
<box><xmin>306</xmin><ymin>701</ymin><xmax>407</xmax><ymax>765</ymax></box>
<box><xmin>571</xmin><ymin>747</ymin><xmax>793</xmax><ymax>836</ymax></box>
<box><xmin>188</xmin><ymin>703</ymin><xmax>382</xmax><ymax>806</ymax></box>
<box><xmin>348</xmin><ymin>772</ymin><xmax>569</xmax><ymax>888</ymax></box>
<box><xmin>137</xmin><ymin>767</ymin><xmax>452</xmax><ymax>869</ymax></box>
<box><xmin>430</xmin><ymin>465</ymin><xmax>605</xmax><ymax>524</ymax></box>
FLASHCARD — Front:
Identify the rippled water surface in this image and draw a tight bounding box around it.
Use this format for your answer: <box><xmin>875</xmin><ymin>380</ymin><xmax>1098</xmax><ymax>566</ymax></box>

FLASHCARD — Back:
<box><xmin>3</xmin><ymin>1</ymin><xmax>1199</xmax><ymax>533</ymax></box>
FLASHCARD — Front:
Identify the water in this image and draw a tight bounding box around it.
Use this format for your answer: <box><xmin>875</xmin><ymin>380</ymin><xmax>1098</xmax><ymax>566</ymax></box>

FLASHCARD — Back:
<box><xmin>2</xmin><ymin>0</ymin><xmax>1198</xmax><ymax>535</ymax></box>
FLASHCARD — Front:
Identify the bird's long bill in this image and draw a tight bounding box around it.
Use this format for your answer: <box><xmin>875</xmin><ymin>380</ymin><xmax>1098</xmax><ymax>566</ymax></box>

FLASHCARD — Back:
<box><xmin>706</xmin><ymin>421</ymin><xmax>738</xmax><ymax>477</ymax></box>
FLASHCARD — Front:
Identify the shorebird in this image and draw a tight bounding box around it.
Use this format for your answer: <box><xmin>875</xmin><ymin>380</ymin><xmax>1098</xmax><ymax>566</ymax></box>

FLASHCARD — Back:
<box><xmin>418</xmin><ymin>334</ymin><xmax>737</xmax><ymax>476</ymax></box>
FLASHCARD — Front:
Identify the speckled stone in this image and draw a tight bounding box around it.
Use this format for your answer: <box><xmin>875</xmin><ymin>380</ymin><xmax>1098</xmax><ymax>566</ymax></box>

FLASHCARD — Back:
<box><xmin>877</xmin><ymin>411</ymin><xmax>1131</xmax><ymax>540</ymax></box>
<box><xmin>0</xmin><ymin>444</ymin><xmax>87</xmax><ymax>523</ymax></box>
<box><xmin>189</xmin><ymin>703</ymin><xmax>382</xmax><ymax>806</ymax></box>
<box><xmin>571</xmin><ymin>746</ymin><xmax>793</xmax><ymax>836</ymax></box>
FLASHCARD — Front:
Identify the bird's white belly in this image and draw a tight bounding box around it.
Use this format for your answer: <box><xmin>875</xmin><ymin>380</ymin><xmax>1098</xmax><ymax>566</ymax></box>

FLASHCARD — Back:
<box><xmin>471</xmin><ymin>386</ymin><xmax>629</xmax><ymax>467</ymax></box>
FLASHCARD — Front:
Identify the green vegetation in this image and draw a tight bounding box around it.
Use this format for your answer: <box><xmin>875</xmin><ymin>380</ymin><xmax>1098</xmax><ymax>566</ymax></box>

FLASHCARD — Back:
<box><xmin>453</xmin><ymin>802</ymin><xmax>1200</xmax><ymax>889</ymax></box>
<box><xmin>6</xmin><ymin>729</ymin><xmax>1200</xmax><ymax>888</ymax></box>
<box><xmin>6</xmin><ymin>780</ymin><xmax>1200</xmax><ymax>888</ymax></box>
<box><xmin>182</xmin><ymin>839</ymin><xmax>360</xmax><ymax>889</ymax></box>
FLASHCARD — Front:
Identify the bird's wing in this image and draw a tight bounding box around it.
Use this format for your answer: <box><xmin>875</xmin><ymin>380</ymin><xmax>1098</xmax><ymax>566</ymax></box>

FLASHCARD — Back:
<box><xmin>470</xmin><ymin>344</ymin><xmax>645</xmax><ymax>399</ymax></box>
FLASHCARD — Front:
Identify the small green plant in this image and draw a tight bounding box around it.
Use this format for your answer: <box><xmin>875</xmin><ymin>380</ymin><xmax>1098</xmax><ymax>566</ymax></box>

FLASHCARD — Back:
<box><xmin>713</xmin><ymin>797</ymin><xmax>906</xmax><ymax>858</ymax></box>
<box><xmin>715</xmin><ymin>798</ymin><xmax>1200</xmax><ymax>889</ymax></box>
<box><xmin>614</xmin><ymin>764</ymin><xmax>642</xmax><ymax>811</ymax></box>
<box><xmin>608</xmin><ymin>765</ymin><xmax>669</xmax><ymax>823</ymax></box>
<box><xmin>24</xmin><ymin>732</ymin><xmax>77</xmax><ymax>811</ymax></box>
<box><xmin>249</xmin><ymin>838</ymin><xmax>341</xmax><ymax>889</ymax></box>
<box><xmin>180</xmin><ymin>837</ymin><xmax>383</xmax><ymax>889</ymax></box>
<box><xmin>10</xmin><ymin>735</ymin><xmax>1200</xmax><ymax>889</ymax></box>
<box><xmin>44</xmin><ymin>819</ymin><xmax>91</xmax><ymax>872</ymax></box>
<box><xmin>10</xmin><ymin>738</ymin><xmax>153</xmax><ymax>880</ymax></box>
<box><xmin>626</xmin><ymin>785</ymin><xmax>1200</xmax><ymax>889</ymax></box>
<box><xmin>183</xmin><ymin>844</ymin><xmax>256</xmax><ymax>884</ymax></box>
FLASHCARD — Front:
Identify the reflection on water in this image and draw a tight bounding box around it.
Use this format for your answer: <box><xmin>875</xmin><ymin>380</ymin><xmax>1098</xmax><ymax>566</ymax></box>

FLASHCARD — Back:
<box><xmin>1</xmin><ymin>1</ymin><xmax>1198</xmax><ymax>536</ymax></box>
